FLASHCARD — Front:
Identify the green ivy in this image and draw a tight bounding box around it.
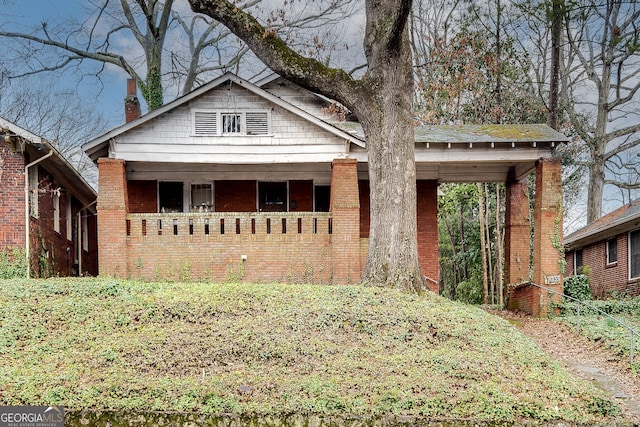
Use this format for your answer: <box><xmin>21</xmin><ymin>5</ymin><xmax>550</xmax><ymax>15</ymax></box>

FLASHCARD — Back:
<box><xmin>563</xmin><ymin>274</ymin><xmax>592</xmax><ymax>301</ymax></box>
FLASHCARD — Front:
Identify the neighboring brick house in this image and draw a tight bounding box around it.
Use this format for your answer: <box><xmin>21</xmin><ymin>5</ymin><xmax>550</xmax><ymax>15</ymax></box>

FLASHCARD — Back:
<box><xmin>83</xmin><ymin>73</ymin><xmax>566</xmax><ymax>315</ymax></box>
<box><xmin>565</xmin><ymin>199</ymin><xmax>640</xmax><ymax>298</ymax></box>
<box><xmin>0</xmin><ymin>117</ymin><xmax>98</xmax><ymax>277</ymax></box>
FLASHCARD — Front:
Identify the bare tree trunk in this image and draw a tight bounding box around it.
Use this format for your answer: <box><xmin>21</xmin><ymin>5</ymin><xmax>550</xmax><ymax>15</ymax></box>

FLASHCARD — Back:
<box><xmin>189</xmin><ymin>0</ymin><xmax>425</xmax><ymax>293</ymax></box>
<box><xmin>444</xmin><ymin>220</ymin><xmax>460</xmax><ymax>299</ymax></box>
<box><xmin>494</xmin><ymin>0</ymin><xmax>502</xmax><ymax>124</ymax></box>
<box><xmin>477</xmin><ymin>183</ymin><xmax>488</xmax><ymax>304</ymax></box>
<box><xmin>548</xmin><ymin>0</ymin><xmax>562</xmax><ymax>130</ymax></box>
<box><xmin>459</xmin><ymin>204</ymin><xmax>468</xmax><ymax>280</ymax></box>
<box><xmin>484</xmin><ymin>184</ymin><xmax>494</xmax><ymax>304</ymax></box>
<box><xmin>495</xmin><ymin>185</ymin><xmax>504</xmax><ymax>306</ymax></box>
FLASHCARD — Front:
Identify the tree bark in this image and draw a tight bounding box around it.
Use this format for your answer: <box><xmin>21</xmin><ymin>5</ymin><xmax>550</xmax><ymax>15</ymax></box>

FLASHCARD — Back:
<box><xmin>189</xmin><ymin>0</ymin><xmax>425</xmax><ymax>292</ymax></box>
<box><xmin>477</xmin><ymin>183</ymin><xmax>488</xmax><ymax>304</ymax></box>
<box><xmin>547</xmin><ymin>0</ymin><xmax>562</xmax><ymax>130</ymax></box>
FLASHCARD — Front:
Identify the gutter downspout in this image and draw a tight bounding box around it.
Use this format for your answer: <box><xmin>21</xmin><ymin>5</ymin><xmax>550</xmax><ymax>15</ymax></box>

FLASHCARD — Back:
<box><xmin>25</xmin><ymin>149</ymin><xmax>54</xmax><ymax>278</ymax></box>
<box><xmin>77</xmin><ymin>200</ymin><xmax>97</xmax><ymax>276</ymax></box>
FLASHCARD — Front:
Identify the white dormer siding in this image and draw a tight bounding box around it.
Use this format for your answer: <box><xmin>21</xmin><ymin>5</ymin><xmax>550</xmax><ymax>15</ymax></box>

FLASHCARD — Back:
<box><xmin>110</xmin><ymin>84</ymin><xmax>350</xmax><ymax>164</ymax></box>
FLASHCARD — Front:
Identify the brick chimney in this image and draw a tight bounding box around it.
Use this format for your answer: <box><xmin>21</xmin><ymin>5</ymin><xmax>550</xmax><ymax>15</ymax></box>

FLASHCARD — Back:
<box><xmin>124</xmin><ymin>78</ymin><xmax>141</xmax><ymax>123</ymax></box>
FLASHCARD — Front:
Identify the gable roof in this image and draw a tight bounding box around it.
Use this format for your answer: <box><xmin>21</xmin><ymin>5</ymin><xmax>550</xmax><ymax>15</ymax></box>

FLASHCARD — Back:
<box><xmin>564</xmin><ymin>198</ymin><xmax>640</xmax><ymax>250</ymax></box>
<box><xmin>0</xmin><ymin>117</ymin><xmax>97</xmax><ymax>208</ymax></box>
<box><xmin>82</xmin><ymin>72</ymin><xmax>365</xmax><ymax>161</ymax></box>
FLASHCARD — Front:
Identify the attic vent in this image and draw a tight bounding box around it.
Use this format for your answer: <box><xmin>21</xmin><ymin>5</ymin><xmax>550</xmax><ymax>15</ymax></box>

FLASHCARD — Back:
<box><xmin>192</xmin><ymin>110</ymin><xmax>271</xmax><ymax>136</ymax></box>
<box><xmin>194</xmin><ymin>111</ymin><xmax>217</xmax><ymax>135</ymax></box>
<box><xmin>246</xmin><ymin>112</ymin><xmax>269</xmax><ymax>135</ymax></box>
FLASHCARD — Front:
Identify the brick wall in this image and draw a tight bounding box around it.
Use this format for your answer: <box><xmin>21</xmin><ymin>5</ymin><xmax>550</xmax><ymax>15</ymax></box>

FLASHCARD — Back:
<box><xmin>566</xmin><ymin>235</ymin><xmax>640</xmax><ymax>298</ymax></box>
<box><xmin>1</xmin><ymin>142</ymin><xmax>97</xmax><ymax>277</ymax></box>
<box><xmin>330</xmin><ymin>159</ymin><xmax>360</xmax><ymax>284</ymax></box>
<box><xmin>97</xmin><ymin>158</ymin><xmax>129</xmax><ymax>276</ymax></box>
<box><xmin>215</xmin><ymin>180</ymin><xmax>257</xmax><ymax>212</ymax></box>
<box><xmin>417</xmin><ymin>180</ymin><xmax>439</xmax><ymax>291</ymax></box>
<box><xmin>504</xmin><ymin>177</ymin><xmax>531</xmax><ymax>285</ymax></box>
<box><xmin>126</xmin><ymin>212</ymin><xmax>333</xmax><ymax>283</ymax></box>
<box><xmin>507</xmin><ymin>283</ymin><xmax>536</xmax><ymax>314</ymax></box>
<box><xmin>531</xmin><ymin>158</ymin><xmax>563</xmax><ymax>317</ymax></box>
<box><xmin>0</xmin><ymin>140</ymin><xmax>26</xmax><ymax>251</ymax></box>
<box><xmin>33</xmin><ymin>168</ymin><xmax>73</xmax><ymax>277</ymax></box>
<box><xmin>95</xmin><ymin>158</ymin><xmax>530</xmax><ymax>294</ymax></box>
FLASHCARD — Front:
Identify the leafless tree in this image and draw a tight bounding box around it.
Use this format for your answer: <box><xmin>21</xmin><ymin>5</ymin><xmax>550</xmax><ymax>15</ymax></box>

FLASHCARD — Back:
<box><xmin>516</xmin><ymin>0</ymin><xmax>640</xmax><ymax>223</ymax></box>
<box><xmin>0</xmin><ymin>76</ymin><xmax>105</xmax><ymax>183</ymax></box>
<box><xmin>0</xmin><ymin>0</ymin><xmax>360</xmax><ymax>112</ymax></box>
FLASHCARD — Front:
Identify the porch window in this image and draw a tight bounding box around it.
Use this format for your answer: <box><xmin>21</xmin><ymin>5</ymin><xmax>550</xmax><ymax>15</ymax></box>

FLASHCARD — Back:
<box><xmin>574</xmin><ymin>249</ymin><xmax>583</xmax><ymax>275</ymax></box>
<box><xmin>159</xmin><ymin>181</ymin><xmax>184</xmax><ymax>213</ymax></box>
<box><xmin>314</xmin><ymin>185</ymin><xmax>330</xmax><ymax>212</ymax></box>
<box><xmin>191</xmin><ymin>183</ymin><xmax>213</xmax><ymax>212</ymax></box>
<box><xmin>192</xmin><ymin>110</ymin><xmax>270</xmax><ymax>136</ymax></box>
<box><xmin>259</xmin><ymin>182</ymin><xmax>287</xmax><ymax>212</ymax></box>
<box><xmin>606</xmin><ymin>238</ymin><xmax>617</xmax><ymax>265</ymax></box>
<box><xmin>629</xmin><ymin>230</ymin><xmax>640</xmax><ymax>279</ymax></box>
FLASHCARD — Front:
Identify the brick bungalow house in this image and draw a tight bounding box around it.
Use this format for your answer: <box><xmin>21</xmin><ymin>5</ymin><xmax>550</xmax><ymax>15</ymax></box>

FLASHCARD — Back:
<box><xmin>0</xmin><ymin>117</ymin><xmax>98</xmax><ymax>277</ymax></box>
<box><xmin>565</xmin><ymin>198</ymin><xmax>640</xmax><ymax>298</ymax></box>
<box><xmin>83</xmin><ymin>73</ymin><xmax>567</xmax><ymax>315</ymax></box>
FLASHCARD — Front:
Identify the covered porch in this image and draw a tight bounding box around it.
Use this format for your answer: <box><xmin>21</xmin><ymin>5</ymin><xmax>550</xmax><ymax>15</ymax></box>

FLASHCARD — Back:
<box><xmin>96</xmin><ymin>124</ymin><xmax>566</xmax><ymax>317</ymax></box>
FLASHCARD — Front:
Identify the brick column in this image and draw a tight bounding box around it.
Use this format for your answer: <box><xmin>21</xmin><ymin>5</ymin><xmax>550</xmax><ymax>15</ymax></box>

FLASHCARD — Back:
<box><xmin>504</xmin><ymin>170</ymin><xmax>531</xmax><ymax>286</ymax></box>
<box><xmin>417</xmin><ymin>180</ymin><xmax>439</xmax><ymax>292</ymax></box>
<box><xmin>0</xmin><ymin>140</ymin><xmax>26</xmax><ymax>250</ymax></box>
<box><xmin>330</xmin><ymin>158</ymin><xmax>360</xmax><ymax>284</ymax></box>
<box><xmin>97</xmin><ymin>158</ymin><xmax>129</xmax><ymax>277</ymax></box>
<box><xmin>532</xmin><ymin>158</ymin><xmax>563</xmax><ymax>317</ymax></box>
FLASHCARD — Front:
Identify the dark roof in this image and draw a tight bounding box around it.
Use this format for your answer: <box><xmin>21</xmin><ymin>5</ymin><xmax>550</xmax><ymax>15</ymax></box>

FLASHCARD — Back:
<box><xmin>564</xmin><ymin>198</ymin><xmax>640</xmax><ymax>250</ymax></box>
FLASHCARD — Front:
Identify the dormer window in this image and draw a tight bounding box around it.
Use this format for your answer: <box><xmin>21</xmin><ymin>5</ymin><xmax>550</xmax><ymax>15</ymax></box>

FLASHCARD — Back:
<box><xmin>222</xmin><ymin>114</ymin><xmax>241</xmax><ymax>134</ymax></box>
<box><xmin>193</xmin><ymin>110</ymin><xmax>270</xmax><ymax>136</ymax></box>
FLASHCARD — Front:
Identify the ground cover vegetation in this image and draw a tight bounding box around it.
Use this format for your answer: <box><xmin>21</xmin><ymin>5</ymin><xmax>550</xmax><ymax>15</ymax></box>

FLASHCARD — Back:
<box><xmin>556</xmin><ymin>295</ymin><xmax>640</xmax><ymax>372</ymax></box>
<box><xmin>0</xmin><ymin>278</ymin><xmax>624</xmax><ymax>424</ymax></box>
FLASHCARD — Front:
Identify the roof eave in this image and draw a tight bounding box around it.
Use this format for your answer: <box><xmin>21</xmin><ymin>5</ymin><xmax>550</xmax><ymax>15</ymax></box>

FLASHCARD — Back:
<box><xmin>565</xmin><ymin>212</ymin><xmax>640</xmax><ymax>250</ymax></box>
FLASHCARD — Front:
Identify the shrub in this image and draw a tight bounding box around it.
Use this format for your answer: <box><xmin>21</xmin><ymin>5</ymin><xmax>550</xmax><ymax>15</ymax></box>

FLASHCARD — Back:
<box><xmin>456</xmin><ymin>278</ymin><xmax>483</xmax><ymax>304</ymax></box>
<box><xmin>563</xmin><ymin>274</ymin><xmax>591</xmax><ymax>301</ymax></box>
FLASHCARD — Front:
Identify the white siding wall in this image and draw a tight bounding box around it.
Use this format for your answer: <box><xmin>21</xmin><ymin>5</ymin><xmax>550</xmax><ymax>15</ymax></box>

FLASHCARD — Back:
<box><xmin>114</xmin><ymin>85</ymin><xmax>348</xmax><ymax>164</ymax></box>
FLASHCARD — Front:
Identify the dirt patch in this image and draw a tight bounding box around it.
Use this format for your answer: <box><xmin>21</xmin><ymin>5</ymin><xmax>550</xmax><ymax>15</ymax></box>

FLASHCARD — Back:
<box><xmin>491</xmin><ymin>309</ymin><xmax>640</xmax><ymax>425</ymax></box>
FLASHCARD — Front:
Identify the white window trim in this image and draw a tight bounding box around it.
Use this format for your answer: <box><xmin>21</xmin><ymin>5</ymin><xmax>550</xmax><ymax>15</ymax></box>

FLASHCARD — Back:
<box><xmin>189</xmin><ymin>181</ymin><xmax>215</xmax><ymax>212</ymax></box>
<box><xmin>29</xmin><ymin>166</ymin><xmax>39</xmax><ymax>218</ymax></box>
<box><xmin>81</xmin><ymin>214</ymin><xmax>88</xmax><ymax>252</ymax></box>
<box><xmin>191</xmin><ymin>109</ymin><xmax>271</xmax><ymax>136</ymax></box>
<box><xmin>53</xmin><ymin>192</ymin><xmax>60</xmax><ymax>233</ymax></box>
<box><xmin>66</xmin><ymin>198</ymin><xmax>73</xmax><ymax>240</ymax></box>
<box><xmin>573</xmin><ymin>249</ymin><xmax>582</xmax><ymax>275</ymax></box>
